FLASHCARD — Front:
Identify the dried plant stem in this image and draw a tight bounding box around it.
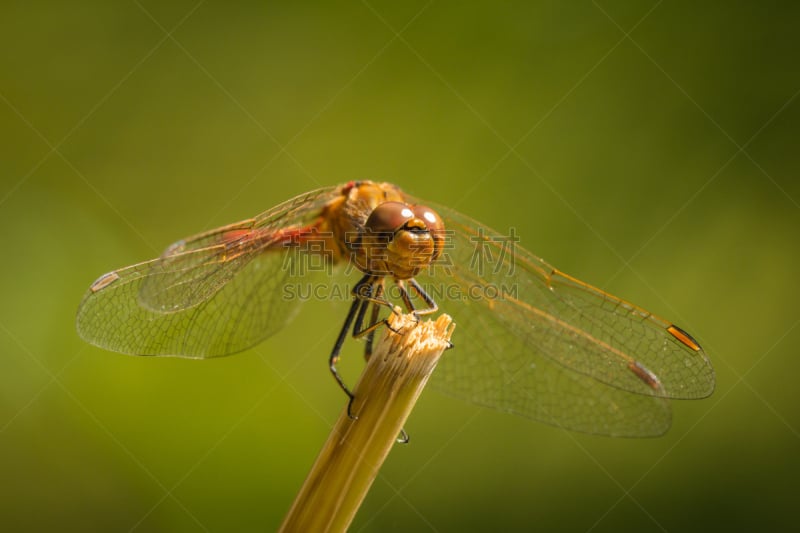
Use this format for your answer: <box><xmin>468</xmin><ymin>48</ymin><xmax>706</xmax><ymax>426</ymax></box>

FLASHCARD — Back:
<box><xmin>279</xmin><ymin>311</ymin><xmax>455</xmax><ymax>533</ymax></box>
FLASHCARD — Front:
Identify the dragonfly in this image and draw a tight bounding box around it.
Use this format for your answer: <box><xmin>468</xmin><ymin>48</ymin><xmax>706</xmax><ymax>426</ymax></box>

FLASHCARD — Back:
<box><xmin>76</xmin><ymin>180</ymin><xmax>715</xmax><ymax>437</ymax></box>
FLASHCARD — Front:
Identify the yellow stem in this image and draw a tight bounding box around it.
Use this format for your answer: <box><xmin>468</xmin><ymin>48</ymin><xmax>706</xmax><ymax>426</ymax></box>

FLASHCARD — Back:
<box><xmin>279</xmin><ymin>311</ymin><xmax>455</xmax><ymax>533</ymax></box>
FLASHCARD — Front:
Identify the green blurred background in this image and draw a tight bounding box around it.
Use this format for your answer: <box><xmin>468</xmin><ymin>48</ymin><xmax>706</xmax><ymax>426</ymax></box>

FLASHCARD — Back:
<box><xmin>2</xmin><ymin>1</ymin><xmax>798</xmax><ymax>531</ymax></box>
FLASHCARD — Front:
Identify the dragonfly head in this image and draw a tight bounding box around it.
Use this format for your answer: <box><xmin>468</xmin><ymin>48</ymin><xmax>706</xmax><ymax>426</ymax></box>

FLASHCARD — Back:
<box><xmin>359</xmin><ymin>201</ymin><xmax>445</xmax><ymax>279</ymax></box>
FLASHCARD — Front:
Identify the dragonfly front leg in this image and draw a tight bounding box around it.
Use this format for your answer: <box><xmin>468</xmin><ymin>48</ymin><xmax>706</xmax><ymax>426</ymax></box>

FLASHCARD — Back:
<box><xmin>353</xmin><ymin>276</ymin><xmax>403</xmax><ymax>337</ymax></box>
<box><xmin>407</xmin><ymin>277</ymin><xmax>438</xmax><ymax>316</ymax></box>
<box><xmin>405</xmin><ymin>278</ymin><xmax>452</xmax><ymax>350</ymax></box>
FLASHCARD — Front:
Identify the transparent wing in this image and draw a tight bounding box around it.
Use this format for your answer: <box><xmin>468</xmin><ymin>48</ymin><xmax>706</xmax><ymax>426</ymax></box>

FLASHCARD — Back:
<box><xmin>76</xmin><ymin>186</ymin><xmax>340</xmax><ymax>357</ymax></box>
<box><xmin>410</xmin><ymin>198</ymin><xmax>715</xmax><ymax>436</ymax></box>
<box><xmin>137</xmin><ymin>186</ymin><xmax>341</xmax><ymax>312</ymax></box>
<box><xmin>432</xmin><ymin>317</ymin><xmax>673</xmax><ymax>437</ymax></box>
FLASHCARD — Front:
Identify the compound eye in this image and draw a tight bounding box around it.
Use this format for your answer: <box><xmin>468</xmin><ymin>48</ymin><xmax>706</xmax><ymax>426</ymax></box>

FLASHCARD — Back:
<box><xmin>411</xmin><ymin>205</ymin><xmax>445</xmax><ymax>260</ymax></box>
<box><xmin>365</xmin><ymin>201</ymin><xmax>415</xmax><ymax>233</ymax></box>
<box><xmin>411</xmin><ymin>205</ymin><xmax>443</xmax><ymax>233</ymax></box>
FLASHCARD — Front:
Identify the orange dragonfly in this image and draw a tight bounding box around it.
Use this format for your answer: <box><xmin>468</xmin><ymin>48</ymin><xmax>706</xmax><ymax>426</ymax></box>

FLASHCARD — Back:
<box><xmin>76</xmin><ymin>181</ymin><xmax>714</xmax><ymax>437</ymax></box>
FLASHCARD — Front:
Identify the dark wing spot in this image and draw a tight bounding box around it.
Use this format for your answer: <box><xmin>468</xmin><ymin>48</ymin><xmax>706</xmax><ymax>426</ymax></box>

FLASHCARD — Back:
<box><xmin>667</xmin><ymin>325</ymin><xmax>702</xmax><ymax>352</ymax></box>
<box><xmin>90</xmin><ymin>271</ymin><xmax>120</xmax><ymax>293</ymax></box>
<box><xmin>628</xmin><ymin>361</ymin><xmax>662</xmax><ymax>390</ymax></box>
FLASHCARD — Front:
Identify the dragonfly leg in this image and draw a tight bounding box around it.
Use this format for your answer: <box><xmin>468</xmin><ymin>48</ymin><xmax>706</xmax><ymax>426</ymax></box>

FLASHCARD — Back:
<box><xmin>353</xmin><ymin>277</ymin><xmax>404</xmax><ymax>335</ymax></box>
<box><xmin>395</xmin><ymin>280</ymin><xmax>416</xmax><ymax>312</ymax></box>
<box><xmin>393</xmin><ymin>280</ymin><xmax>421</xmax><ymax>326</ymax></box>
<box><xmin>352</xmin><ymin>276</ymin><xmax>401</xmax><ymax>320</ymax></box>
<box><xmin>396</xmin><ymin>427</ymin><xmax>410</xmax><ymax>444</ymax></box>
<box><xmin>332</xmin><ymin>275</ymin><xmax>439</xmax><ymax>418</ymax></box>
<box><xmin>364</xmin><ymin>286</ymin><xmax>383</xmax><ymax>361</ymax></box>
<box><xmin>407</xmin><ymin>278</ymin><xmax>450</xmax><ymax>350</ymax></box>
<box><xmin>407</xmin><ymin>278</ymin><xmax>439</xmax><ymax>316</ymax></box>
<box><xmin>352</xmin><ymin>301</ymin><xmax>392</xmax><ymax>339</ymax></box>
<box><xmin>330</xmin><ymin>274</ymin><xmax>376</xmax><ymax>419</ymax></box>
